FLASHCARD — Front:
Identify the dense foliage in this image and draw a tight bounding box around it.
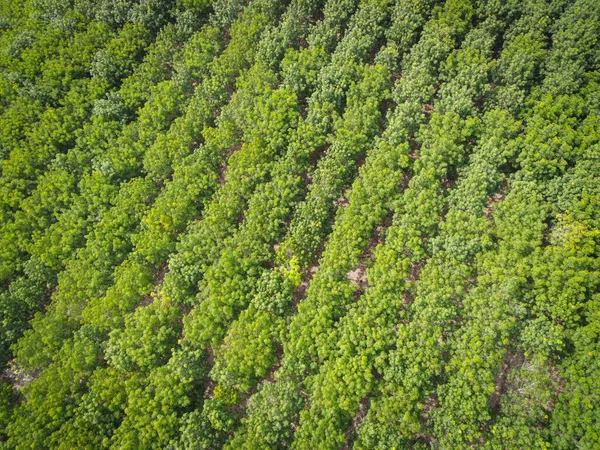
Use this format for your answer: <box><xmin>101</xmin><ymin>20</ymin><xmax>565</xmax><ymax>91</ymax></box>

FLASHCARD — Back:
<box><xmin>0</xmin><ymin>0</ymin><xmax>599</xmax><ymax>448</ymax></box>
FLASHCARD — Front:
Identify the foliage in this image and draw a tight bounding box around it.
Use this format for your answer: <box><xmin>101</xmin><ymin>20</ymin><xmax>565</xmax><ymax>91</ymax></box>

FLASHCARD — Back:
<box><xmin>1</xmin><ymin>0</ymin><xmax>599</xmax><ymax>448</ymax></box>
